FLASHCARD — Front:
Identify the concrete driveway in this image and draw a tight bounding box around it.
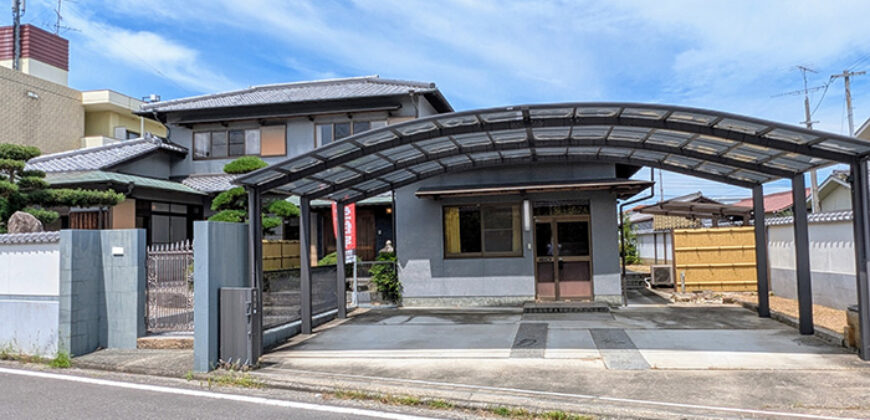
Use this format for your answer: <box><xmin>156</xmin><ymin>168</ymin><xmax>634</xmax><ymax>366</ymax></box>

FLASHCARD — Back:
<box><xmin>263</xmin><ymin>304</ymin><xmax>863</xmax><ymax>371</ymax></box>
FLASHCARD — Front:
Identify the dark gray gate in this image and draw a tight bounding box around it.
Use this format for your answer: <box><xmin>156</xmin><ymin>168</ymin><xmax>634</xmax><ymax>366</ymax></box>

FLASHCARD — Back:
<box><xmin>146</xmin><ymin>241</ymin><xmax>194</xmax><ymax>332</ymax></box>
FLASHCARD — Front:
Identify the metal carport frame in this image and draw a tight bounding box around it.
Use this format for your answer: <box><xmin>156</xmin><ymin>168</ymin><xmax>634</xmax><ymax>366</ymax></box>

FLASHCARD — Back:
<box><xmin>237</xmin><ymin>102</ymin><xmax>870</xmax><ymax>361</ymax></box>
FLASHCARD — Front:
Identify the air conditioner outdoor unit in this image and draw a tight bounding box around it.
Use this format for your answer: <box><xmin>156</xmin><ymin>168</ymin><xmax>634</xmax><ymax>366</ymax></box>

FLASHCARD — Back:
<box><xmin>650</xmin><ymin>265</ymin><xmax>674</xmax><ymax>286</ymax></box>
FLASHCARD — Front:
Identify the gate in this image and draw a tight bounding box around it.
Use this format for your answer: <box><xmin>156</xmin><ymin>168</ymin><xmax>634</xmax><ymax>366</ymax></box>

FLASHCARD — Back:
<box><xmin>146</xmin><ymin>241</ymin><xmax>194</xmax><ymax>332</ymax></box>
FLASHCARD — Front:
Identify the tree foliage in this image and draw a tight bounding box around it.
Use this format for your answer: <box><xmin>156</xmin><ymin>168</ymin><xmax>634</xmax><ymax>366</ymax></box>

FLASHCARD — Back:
<box><xmin>369</xmin><ymin>251</ymin><xmax>401</xmax><ymax>303</ymax></box>
<box><xmin>208</xmin><ymin>156</ymin><xmax>299</xmax><ymax>234</ymax></box>
<box><xmin>621</xmin><ymin>213</ymin><xmax>641</xmax><ymax>265</ymax></box>
<box><xmin>0</xmin><ymin>144</ymin><xmax>125</xmax><ymax>232</ymax></box>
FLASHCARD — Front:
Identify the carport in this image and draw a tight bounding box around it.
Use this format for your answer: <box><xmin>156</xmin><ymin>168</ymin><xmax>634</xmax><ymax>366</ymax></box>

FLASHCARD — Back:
<box><xmin>235</xmin><ymin>103</ymin><xmax>870</xmax><ymax>360</ymax></box>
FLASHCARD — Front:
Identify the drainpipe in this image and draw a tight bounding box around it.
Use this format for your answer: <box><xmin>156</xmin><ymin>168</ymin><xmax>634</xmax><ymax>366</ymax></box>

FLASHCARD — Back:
<box><xmin>618</xmin><ymin>167</ymin><xmax>655</xmax><ymax>294</ymax></box>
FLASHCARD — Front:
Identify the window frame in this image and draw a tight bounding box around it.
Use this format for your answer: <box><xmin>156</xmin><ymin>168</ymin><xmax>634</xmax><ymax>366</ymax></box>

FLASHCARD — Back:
<box><xmin>315</xmin><ymin>119</ymin><xmax>388</xmax><ymax>148</ymax></box>
<box><xmin>442</xmin><ymin>203</ymin><xmax>523</xmax><ymax>259</ymax></box>
<box><xmin>192</xmin><ymin>125</ymin><xmax>287</xmax><ymax>160</ymax></box>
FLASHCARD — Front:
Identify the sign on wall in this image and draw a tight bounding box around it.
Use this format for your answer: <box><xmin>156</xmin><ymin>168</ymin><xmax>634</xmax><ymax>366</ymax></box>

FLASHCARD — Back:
<box><xmin>331</xmin><ymin>203</ymin><xmax>356</xmax><ymax>258</ymax></box>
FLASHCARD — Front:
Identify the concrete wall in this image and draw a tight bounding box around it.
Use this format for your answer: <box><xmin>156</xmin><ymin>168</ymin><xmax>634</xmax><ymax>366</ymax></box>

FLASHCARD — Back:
<box><xmin>0</xmin><ymin>65</ymin><xmax>83</xmax><ymax>154</ymax></box>
<box><xmin>58</xmin><ymin>230</ymin><xmax>146</xmax><ymax>356</ymax></box>
<box><xmin>396</xmin><ymin>162</ymin><xmax>622</xmax><ymax>306</ymax></box>
<box><xmin>768</xmin><ymin>219</ymin><xmax>857</xmax><ymax>310</ymax></box>
<box><xmin>0</xmin><ymin>236</ymin><xmax>61</xmax><ymax>356</ymax></box>
<box><xmin>193</xmin><ymin>221</ymin><xmax>249</xmax><ymax>372</ymax></box>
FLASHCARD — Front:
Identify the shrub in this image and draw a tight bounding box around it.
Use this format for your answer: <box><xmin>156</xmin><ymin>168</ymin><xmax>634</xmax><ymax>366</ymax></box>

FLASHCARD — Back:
<box><xmin>370</xmin><ymin>251</ymin><xmax>401</xmax><ymax>303</ymax></box>
<box><xmin>223</xmin><ymin>156</ymin><xmax>268</xmax><ymax>174</ymax></box>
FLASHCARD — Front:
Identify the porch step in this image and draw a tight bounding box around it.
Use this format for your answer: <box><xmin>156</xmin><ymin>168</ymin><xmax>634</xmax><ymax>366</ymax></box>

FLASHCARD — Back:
<box><xmin>522</xmin><ymin>301</ymin><xmax>611</xmax><ymax>314</ymax></box>
<box><xmin>137</xmin><ymin>333</ymin><xmax>193</xmax><ymax>350</ymax></box>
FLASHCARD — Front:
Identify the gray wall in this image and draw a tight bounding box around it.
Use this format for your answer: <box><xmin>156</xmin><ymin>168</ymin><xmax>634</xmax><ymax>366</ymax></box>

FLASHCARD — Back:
<box><xmin>193</xmin><ymin>221</ymin><xmax>249</xmax><ymax>372</ymax></box>
<box><xmin>396</xmin><ymin>162</ymin><xmax>622</xmax><ymax>306</ymax></box>
<box><xmin>58</xmin><ymin>229</ymin><xmax>146</xmax><ymax>356</ymax></box>
<box><xmin>113</xmin><ymin>151</ymin><xmax>173</xmax><ymax>179</ymax></box>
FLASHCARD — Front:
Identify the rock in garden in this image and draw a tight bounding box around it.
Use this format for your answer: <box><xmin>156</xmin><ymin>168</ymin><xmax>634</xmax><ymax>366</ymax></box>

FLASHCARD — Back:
<box><xmin>7</xmin><ymin>211</ymin><xmax>44</xmax><ymax>233</ymax></box>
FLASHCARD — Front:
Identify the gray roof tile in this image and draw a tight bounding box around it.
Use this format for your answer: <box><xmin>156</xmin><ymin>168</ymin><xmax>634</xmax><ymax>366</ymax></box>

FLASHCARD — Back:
<box><xmin>766</xmin><ymin>210</ymin><xmax>853</xmax><ymax>226</ymax></box>
<box><xmin>25</xmin><ymin>137</ymin><xmax>187</xmax><ymax>173</ymax></box>
<box><xmin>180</xmin><ymin>174</ymin><xmax>239</xmax><ymax>193</ymax></box>
<box><xmin>141</xmin><ymin>75</ymin><xmax>448</xmax><ymax>113</ymax></box>
<box><xmin>0</xmin><ymin>231</ymin><xmax>60</xmax><ymax>244</ymax></box>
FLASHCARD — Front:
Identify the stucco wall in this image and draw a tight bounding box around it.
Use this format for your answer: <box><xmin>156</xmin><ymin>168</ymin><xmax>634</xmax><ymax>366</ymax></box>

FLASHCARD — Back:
<box><xmin>0</xmin><ymin>239</ymin><xmax>61</xmax><ymax>356</ymax></box>
<box><xmin>396</xmin><ymin>162</ymin><xmax>622</xmax><ymax>306</ymax></box>
<box><xmin>0</xmin><ymin>65</ymin><xmax>83</xmax><ymax>154</ymax></box>
<box><xmin>768</xmin><ymin>220</ymin><xmax>857</xmax><ymax>310</ymax></box>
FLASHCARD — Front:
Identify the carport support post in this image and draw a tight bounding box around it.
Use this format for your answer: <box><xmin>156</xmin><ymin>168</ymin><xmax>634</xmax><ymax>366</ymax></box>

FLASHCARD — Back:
<box><xmin>791</xmin><ymin>174</ymin><xmax>814</xmax><ymax>335</ymax></box>
<box><xmin>299</xmin><ymin>197</ymin><xmax>313</xmax><ymax>334</ymax></box>
<box><xmin>335</xmin><ymin>202</ymin><xmax>347</xmax><ymax>319</ymax></box>
<box><xmin>752</xmin><ymin>185</ymin><xmax>770</xmax><ymax>318</ymax></box>
<box><xmin>247</xmin><ymin>187</ymin><xmax>263</xmax><ymax>360</ymax></box>
<box><xmin>849</xmin><ymin>160</ymin><xmax>870</xmax><ymax>360</ymax></box>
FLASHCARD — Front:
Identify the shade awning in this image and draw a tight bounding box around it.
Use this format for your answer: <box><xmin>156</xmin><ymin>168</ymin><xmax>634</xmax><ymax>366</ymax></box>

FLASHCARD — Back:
<box><xmin>237</xmin><ymin>103</ymin><xmax>870</xmax><ymax>204</ymax></box>
<box><xmin>636</xmin><ymin>200</ymin><xmax>753</xmax><ymax>218</ymax></box>
<box><xmin>415</xmin><ymin>179</ymin><xmax>653</xmax><ymax>200</ymax></box>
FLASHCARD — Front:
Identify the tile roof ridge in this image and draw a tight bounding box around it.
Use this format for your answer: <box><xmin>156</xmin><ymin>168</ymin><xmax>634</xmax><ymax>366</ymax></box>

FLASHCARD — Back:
<box><xmin>27</xmin><ymin>138</ymin><xmax>151</xmax><ymax>163</ymax></box>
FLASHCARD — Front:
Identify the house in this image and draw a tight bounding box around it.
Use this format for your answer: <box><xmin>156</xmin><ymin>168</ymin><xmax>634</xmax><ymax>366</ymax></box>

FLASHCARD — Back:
<box><xmin>733</xmin><ymin>188</ymin><xmax>811</xmax><ymax>217</ymax></box>
<box><xmin>1</xmin><ymin>24</ymin><xmax>166</xmax><ymax>154</ymax></box>
<box><xmin>810</xmin><ymin>170</ymin><xmax>852</xmax><ymax>212</ymax></box>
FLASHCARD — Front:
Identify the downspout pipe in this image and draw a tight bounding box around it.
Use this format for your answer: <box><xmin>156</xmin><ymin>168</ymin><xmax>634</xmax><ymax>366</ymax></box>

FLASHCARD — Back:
<box><xmin>618</xmin><ymin>167</ymin><xmax>655</xmax><ymax>293</ymax></box>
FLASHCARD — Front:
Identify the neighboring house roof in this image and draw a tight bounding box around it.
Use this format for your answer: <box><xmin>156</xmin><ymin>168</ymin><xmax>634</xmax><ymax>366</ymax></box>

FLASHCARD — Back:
<box><xmin>180</xmin><ymin>174</ymin><xmax>239</xmax><ymax>194</ymax></box>
<box><xmin>733</xmin><ymin>188</ymin><xmax>810</xmax><ymax>213</ymax></box>
<box><xmin>26</xmin><ymin>137</ymin><xmax>186</xmax><ymax>173</ymax></box>
<box><xmin>140</xmin><ymin>75</ymin><xmax>453</xmax><ymax>114</ymax></box>
<box><xmin>44</xmin><ymin>171</ymin><xmax>205</xmax><ymax>195</ymax></box>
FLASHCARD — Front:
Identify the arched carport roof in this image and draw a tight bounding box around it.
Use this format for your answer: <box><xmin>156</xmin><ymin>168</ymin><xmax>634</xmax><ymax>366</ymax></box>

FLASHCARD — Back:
<box><xmin>236</xmin><ymin>103</ymin><xmax>870</xmax><ymax>203</ymax></box>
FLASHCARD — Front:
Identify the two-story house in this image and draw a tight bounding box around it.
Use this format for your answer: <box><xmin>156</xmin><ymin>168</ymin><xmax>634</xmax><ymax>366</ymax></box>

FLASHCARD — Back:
<box><xmin>30</xmin><ymin>75</ymin><xmax>452</xmax><ymax>259</ymax></box>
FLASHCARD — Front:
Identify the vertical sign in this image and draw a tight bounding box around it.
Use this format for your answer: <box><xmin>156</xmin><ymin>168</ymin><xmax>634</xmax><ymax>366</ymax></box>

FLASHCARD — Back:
<box><xmin>332</xmin><ymin>203</ymin><xmax>356</xmax><ymax>258</ymax></box>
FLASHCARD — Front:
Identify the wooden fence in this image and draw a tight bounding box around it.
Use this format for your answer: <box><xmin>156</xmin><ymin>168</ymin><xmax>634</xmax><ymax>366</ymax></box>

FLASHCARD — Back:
<box><xmin>263</xmin><ymin>240</ymin><xmax>300</xmax><ymax>271</ymax></box>
<box><xmin>672</xmin><ymin>226</ymin><xmax>757</xmax><ymax>292</ymax></box>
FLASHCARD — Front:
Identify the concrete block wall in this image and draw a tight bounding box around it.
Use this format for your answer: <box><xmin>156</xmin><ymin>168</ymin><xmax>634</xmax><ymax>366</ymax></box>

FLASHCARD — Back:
<box><xmin>58</xmin><ymin>229</ymin><xmax>146</xmax><ymax>356</ymax></box>
<box><xmin>0</xmin><ymin>233</ymin><xmax>62</xmax><ymax>356</ymax></box>
<box><xmin>193</xmin><ymin>221</ymin><xmax>249</xmax><ymax>372</ymax></box>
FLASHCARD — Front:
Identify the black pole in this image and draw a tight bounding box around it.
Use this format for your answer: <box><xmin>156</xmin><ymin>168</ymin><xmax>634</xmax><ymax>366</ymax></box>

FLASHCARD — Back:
<box><xmin>299</xmin><ymin>197</ymin><xmax>313</xmax><ymax>334</ymax></box>
<box><xmin>791</xmin><ymin>174</ymin><xmax>814</xmax><ymax>335</ymax></box>
<box><xmin>335</xmin><ymin>202</ymin><xmax>347</xmax><ymax>319</ymax></box>
<box><xmin>246</xmin><ymin>188</ymin><xmax>263</xmax><ymax>361</ymax></box>
<box><xmin>752</xmin><ymin>184</ymin><xmax>770</xmax><ymax>318</ymax></box>
<box><xmin>849</xmin><ymin>160</ymin><xmax>870</xmax><ymax>360</ymax></box>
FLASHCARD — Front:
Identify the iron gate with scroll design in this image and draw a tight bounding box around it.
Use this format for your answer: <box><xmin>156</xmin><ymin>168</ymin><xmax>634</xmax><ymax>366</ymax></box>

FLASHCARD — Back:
<box><xmin>146</xmin><ymin>241</ymin><xmax>194</xmax><ymax>332</ymax></box>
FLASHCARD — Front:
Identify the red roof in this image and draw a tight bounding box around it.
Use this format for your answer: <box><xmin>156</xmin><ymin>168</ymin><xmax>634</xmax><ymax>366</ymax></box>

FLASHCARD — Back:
<box><xmin>733</xmin><ymin>188</ymin><xmax>810</xmax><ymax>213</ymax></box>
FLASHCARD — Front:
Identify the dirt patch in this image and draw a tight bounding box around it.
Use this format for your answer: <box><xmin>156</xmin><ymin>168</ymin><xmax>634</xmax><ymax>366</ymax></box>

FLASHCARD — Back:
<box><xmin>732</xmin><ymin>295</ymin><xmax>848</xmax><ymax>334</ymax></box>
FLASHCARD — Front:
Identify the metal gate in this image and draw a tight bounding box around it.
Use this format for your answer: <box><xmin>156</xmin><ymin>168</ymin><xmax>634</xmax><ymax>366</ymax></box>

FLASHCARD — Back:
<box><xmin>146</xmin><ymin>241</ymin><xmax>194</xmax><ymax>332</ymax></box>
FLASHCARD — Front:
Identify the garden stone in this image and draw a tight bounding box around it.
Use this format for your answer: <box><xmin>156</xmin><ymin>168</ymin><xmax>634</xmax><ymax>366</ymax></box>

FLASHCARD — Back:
<box><xmin>7</xmin><ymin>211</ymin><xmax>43</xmax><ymax>233</ymax></box>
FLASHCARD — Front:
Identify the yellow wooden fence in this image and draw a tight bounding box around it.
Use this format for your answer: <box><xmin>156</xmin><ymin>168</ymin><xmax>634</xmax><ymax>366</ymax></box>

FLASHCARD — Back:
<box><xmin>672</xmin><ymin>227</ymin><xmax>757</xmax><ymax>292</ymax></box>
<box><xmin>262</xmin><ymin>240</ymin><xmax>301</xmax><ymax>271</ymax></box>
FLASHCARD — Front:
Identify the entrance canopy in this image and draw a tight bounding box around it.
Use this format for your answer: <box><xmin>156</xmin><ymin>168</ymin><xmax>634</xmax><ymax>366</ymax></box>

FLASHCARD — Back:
<box><xmin>236</xmin><ymin>103</ymin><xmax>870</xmax><ymax>203</ymax></box>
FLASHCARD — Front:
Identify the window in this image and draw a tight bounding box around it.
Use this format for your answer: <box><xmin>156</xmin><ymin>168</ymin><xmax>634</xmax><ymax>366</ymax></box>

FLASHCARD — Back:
<box><xmin>444</xmin><ymin>204</ymin><xmax>522</xmax><ymax>258</ymax></box>
<box><xmin>316</xmin><ymin>120</ymin><xmax>387</xmax><ymax>147</ymax></box>
<box><xmin>193</xmin><ymin>125</ymin><xmax>285</xmax><ymax>159</ymax></box>
<box><xmin>260</xmin><ymin>125</ymin><xmax>286</xmax><ymax>156</ymax></box>
<box><xmin>138</xmin><ymin>200</ymin><xmax>199</xmax><ymax>245</ymax></box>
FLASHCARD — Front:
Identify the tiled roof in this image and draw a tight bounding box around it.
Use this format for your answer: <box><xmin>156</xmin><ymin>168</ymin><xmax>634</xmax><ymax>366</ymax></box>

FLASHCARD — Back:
<box><xmin>44</xmin><ymin>171</ymin><xmax>205</xmax><ymax>195</ymax></box>
<box><xmin>766</xmin><ymin>210</ymin><xmax>853</xmax><ymax>226</ymax></box>
<box><xmin>0</xmin><ymin>231</ymin><xmax>60</xmax><ymax>244</ymax></box>
<box><xmin>140</xmin><ymin>75</ymin><xmax>452</xmax><ymax>113</ymax></box>
<box><xmin>25</xmin><ymin>137</ymin><xmax>186</xmax><ymax>173</ymax></box>
<box><xmin>733</xmin><ymin>188</ymin><xmax>810</xmax><ymax>213</ymax></box>
<box><xmin>180</xmin><ymin>174</ymin><xmax>239</xmax><ymax>193</ymax></box>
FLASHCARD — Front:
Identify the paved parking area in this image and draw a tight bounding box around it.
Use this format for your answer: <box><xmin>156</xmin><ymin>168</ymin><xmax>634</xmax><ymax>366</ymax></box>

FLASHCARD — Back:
<box><xmin>263</xmin><ymin>304</ymin><xmax>863</xmax><ymax>371</ymax></box>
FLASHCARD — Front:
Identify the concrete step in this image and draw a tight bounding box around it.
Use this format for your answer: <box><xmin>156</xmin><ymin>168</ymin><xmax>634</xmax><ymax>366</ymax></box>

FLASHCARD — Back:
<box><xmin>523</xmin><ymin>301</ymin><xmax>611</xmax><ymax>314</ymax></box>
<box><xmin>137</xmin><ymin>334</ymin><xmax>193</xmax><ymax>350</ymax></box>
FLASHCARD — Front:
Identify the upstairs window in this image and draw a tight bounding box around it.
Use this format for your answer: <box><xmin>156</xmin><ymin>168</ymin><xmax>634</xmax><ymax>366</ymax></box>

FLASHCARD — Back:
<box><xmin>316</xmin><ymin>120</ymin><xmax>387</xmax><ymax>147</ymax></box>
<box><xmin>193</xmin><ymin>125</ymin><xmax>286</xmax><ymax>159</ymax></box>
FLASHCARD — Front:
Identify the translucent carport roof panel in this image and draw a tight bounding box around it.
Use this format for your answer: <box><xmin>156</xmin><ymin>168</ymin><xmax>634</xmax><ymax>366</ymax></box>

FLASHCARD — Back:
<box><xmin>235</xmin><ymin>102</ymin><xmax>870</xmax><ymax>203</ymax></box>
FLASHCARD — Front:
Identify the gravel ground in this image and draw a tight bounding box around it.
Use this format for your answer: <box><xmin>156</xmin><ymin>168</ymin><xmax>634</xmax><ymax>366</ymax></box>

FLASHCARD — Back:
<box><xmin>732</xmin><ymin>294</ymin><xmax>847</xmax><ymax>333</ymax></box>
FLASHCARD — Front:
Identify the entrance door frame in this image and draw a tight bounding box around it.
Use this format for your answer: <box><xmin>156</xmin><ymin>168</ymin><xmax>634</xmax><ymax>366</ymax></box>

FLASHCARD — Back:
<box><xmin>533</xmin><ymin>213</ymin><xmax>594</xmax><ymax>301</ymax></box>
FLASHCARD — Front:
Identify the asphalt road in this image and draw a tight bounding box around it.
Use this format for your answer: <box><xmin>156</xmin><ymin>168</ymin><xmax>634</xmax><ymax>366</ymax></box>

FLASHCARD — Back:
<box><xmin>0</xmin><ymin>367</ymin><xmax>440</xmax><ymax>420</ymax></box>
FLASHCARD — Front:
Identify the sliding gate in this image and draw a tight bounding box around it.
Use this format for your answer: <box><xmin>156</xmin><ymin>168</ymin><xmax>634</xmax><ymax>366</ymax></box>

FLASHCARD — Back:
<box><xmin>146</xmin><ymin>241</ymin><xmax>194</xmax><ymax>332</ymax></box>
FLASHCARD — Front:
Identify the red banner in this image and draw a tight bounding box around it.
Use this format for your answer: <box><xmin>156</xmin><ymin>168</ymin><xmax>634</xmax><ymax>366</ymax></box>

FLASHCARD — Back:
<box><xmin>331</xmin><ymin>203</ymin><xmax>356</xmax><ymax>252</ymax></box>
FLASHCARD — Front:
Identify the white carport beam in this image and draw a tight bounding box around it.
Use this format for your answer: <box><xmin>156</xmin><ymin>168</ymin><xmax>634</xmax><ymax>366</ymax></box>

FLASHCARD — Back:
<box><xmin>791</xmin><ymin>175</ymin><xmax>814</xmax><ymax>335</ymax></box>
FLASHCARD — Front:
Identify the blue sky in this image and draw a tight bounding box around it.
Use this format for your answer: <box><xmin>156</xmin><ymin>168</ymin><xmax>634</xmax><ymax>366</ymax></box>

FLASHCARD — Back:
<box><xmin>7</xmin><ymin>0</ymin><xmax>870</xmax><ymax>202</ymax></box>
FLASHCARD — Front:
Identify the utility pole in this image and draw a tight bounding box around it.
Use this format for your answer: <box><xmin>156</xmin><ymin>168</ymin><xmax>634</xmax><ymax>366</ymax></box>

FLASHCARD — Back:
<box><xmin>797</xmin><ymin>66</ymin><xmax>821</xmax><ymax>213</ymax></box>
<box><xmin>12</xmin><ymin>0</ymin><xmax>24</xmax><ymax>71</ymax></box>
<box><xmin>831</xmin><ymin>69</ymin><xmax>867</xmax><ymax>136</ymax></box>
